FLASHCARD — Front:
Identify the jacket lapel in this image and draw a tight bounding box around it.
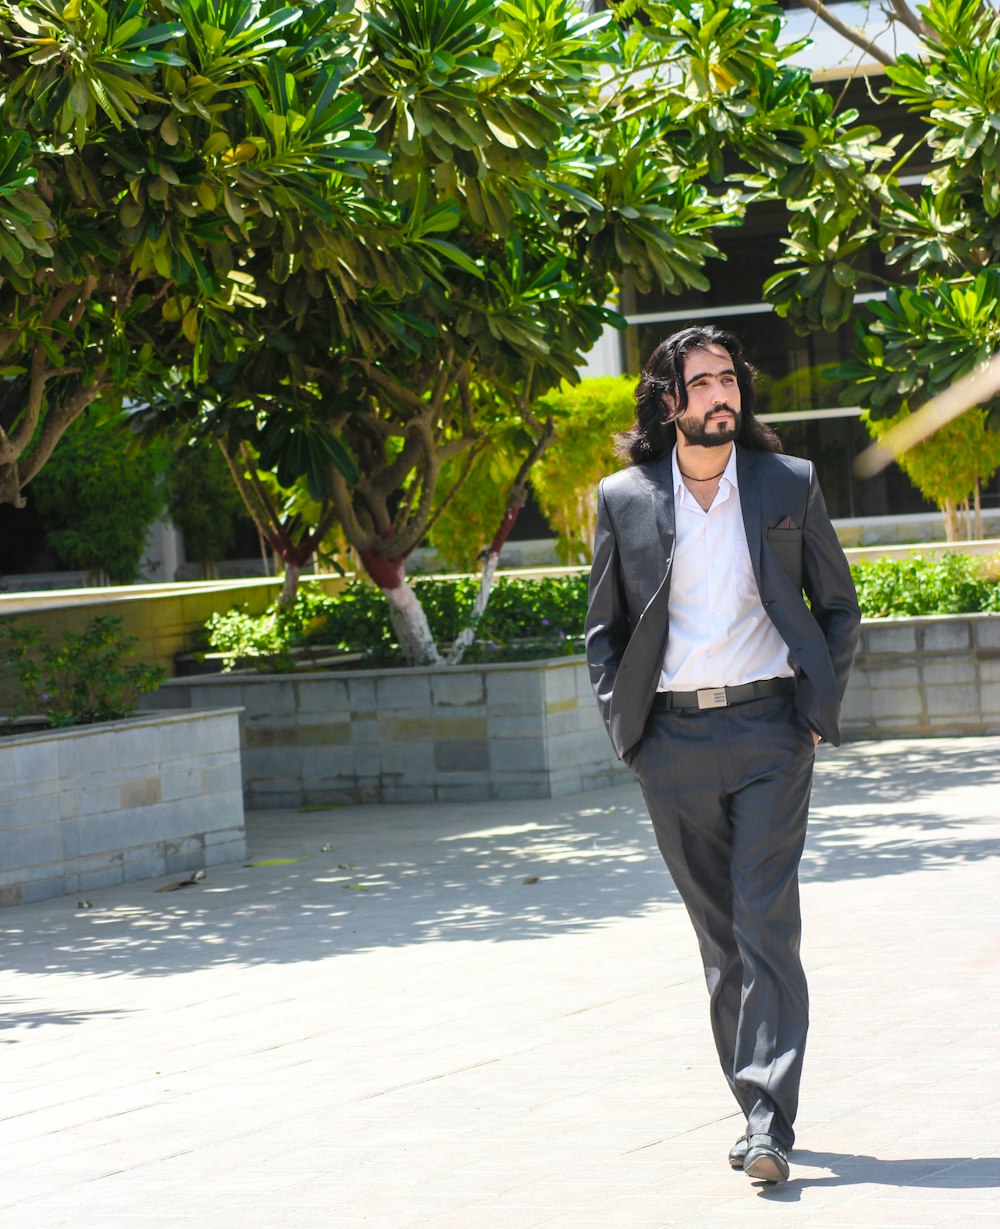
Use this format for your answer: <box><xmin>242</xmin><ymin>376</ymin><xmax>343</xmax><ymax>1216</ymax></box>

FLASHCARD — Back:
<box><xmin>640</xmin><ymin>454</ymin><xmax>675</xmax><ymax>595</ymax></box>
<box><xmin>737</xmin><ymin>446</ymin><xmax>763</xmax><ymax>584</ymax></box>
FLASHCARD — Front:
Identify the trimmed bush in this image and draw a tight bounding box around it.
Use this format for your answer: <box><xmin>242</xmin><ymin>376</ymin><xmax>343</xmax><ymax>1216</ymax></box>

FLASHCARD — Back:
<box><xmin>206</xmin><ymin>574</ymin><xmax>588</xmax><ymax>670</ymax></box>
<box><xmin>204</xmin><ymin>554</ymin><xmax>1000</xmax><ymax>672</ymax></box>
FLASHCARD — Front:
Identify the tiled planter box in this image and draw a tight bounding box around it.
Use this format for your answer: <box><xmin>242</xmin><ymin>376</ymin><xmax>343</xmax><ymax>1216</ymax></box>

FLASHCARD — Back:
<box><xmin>842</xmin><ymin>614</ymin><xmax>1000</xmax><ymax>738</ymax></box>
<box><xmin>0</xmin><ymin>709</ymin><xmax>246</xmax><ymax>907</ymax></box>
<box><xmin>141</xmin><ymin>658</ymin><xmax>632</xmax><ymax>808</ymax></box>
<box><xmin>138</xmin><ymin>613</ymin><xmax>1000</xmax><ymax>810</ymax></box>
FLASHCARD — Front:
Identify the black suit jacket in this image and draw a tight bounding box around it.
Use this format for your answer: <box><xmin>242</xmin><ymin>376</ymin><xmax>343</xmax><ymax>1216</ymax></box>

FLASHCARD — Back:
<box><xmin>585</xmin><ymin>448</ymin><xmax>861</xmax><ymax>759</ymax></box>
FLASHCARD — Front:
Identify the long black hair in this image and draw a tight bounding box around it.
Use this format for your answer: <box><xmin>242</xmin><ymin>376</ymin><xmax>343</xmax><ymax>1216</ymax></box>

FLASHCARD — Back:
<box><xmin>617</xmin><ymin>325</ymin><xmax>782</xmax><ymax>464</ymax></box>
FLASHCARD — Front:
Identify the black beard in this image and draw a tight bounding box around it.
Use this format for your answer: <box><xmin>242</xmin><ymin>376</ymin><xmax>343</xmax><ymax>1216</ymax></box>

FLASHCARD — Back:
<box><xmin>675</xmin><ymin>405</ymin><xmax>741</xmax><ymax>448</ymax></box>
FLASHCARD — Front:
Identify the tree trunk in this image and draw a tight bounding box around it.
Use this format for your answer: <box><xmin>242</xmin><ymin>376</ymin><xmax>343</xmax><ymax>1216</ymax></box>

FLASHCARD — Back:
<box><xmin>974</xmin><ymin>481</ymin><xmax>982</xmax><ymax>539</ymax></box>
<box><xmin>943</xmin><ymin>498</ymin><xmax>959</xmax><ymax>542</ymax></box>
<box><xmin>280</xmin><ymin>559</ymin><xmax>302</xmax><ymax>606</ymax></box>
<box><xmin>447</xmin><ymin>496</ymin><xmax>523</xmax><ymax>666</ymax></box>
<box><xmin>447</xmin><ymin>422</ymin><xmax>554</xmax><ymax>665</ymax></box>
<box><xmin>359</xmin><ymin>550</ymin><xmax>442</xmax><ymax>666</ymax></box>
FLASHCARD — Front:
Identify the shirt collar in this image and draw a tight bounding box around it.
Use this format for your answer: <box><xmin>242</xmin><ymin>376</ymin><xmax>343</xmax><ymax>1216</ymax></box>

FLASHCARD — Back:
<box><xmin>671</xmin><ymin>443</ymin><xmax>739</xmax><ymax>496</ymax></box>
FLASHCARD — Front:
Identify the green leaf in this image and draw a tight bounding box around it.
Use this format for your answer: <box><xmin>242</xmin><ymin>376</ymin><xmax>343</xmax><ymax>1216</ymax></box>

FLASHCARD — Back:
<box><xmin>244</xmin><ymin>856</ymin><xmax>312</xmax><ymax>867</ymax></box>
<box><xmin>421</xmin><ymin>238</ymin><xmax>483</xmax><ymax>278</ymax></box>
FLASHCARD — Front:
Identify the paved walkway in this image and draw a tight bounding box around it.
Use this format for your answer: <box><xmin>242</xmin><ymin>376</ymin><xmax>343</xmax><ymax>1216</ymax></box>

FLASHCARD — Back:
<box><xmin>2</xmin><ymin>737</ymin><xmax>999</xmax><ymax>1229</ymax></box>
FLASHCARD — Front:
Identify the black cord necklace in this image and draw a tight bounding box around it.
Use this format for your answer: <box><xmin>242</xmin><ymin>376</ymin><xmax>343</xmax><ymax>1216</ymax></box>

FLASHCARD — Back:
<box><xmin>678</xmin><ymin>464</ymin><xmax>727</xmax><ymax>482</ymax></box>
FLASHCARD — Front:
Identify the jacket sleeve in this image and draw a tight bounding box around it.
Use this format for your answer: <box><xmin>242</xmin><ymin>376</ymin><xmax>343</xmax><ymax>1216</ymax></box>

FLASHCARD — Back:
<box><xmin>798</xmin><ymin>464</ymin><xmax>861</xmax><ymax>744</ymax></box>
<box><xmin>585</xmin><ymin>480</ymin><xmax>632</xmax><ymax>758</ymax></box>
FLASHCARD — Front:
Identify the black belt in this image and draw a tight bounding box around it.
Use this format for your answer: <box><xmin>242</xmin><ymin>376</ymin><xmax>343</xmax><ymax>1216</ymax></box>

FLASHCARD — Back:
<box><xmin>653</xmin><ymin>676</ymin><xmax>796</xmax><ymax>712</ymax></box>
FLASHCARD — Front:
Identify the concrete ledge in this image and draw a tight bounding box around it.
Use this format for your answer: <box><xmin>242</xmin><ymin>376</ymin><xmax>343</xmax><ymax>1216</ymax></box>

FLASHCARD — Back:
<box><xmin>142</xmin><ymin>660</ymin><xmax>633</xmax><ymax>807</ymax></box>
<box><xmin>139</xmin><ymin>613</ymin><xmax>1000</xmax><ymax>806</ymax></box>
<box><xmin>0</xmin><ymin>709</ymin><xmax>246</xmax><ymax>907</ymax></box>
<box><xmin>843</xmin><ymin>614</ymin><xmax>1000</xmax><ymax>739</ymax></box>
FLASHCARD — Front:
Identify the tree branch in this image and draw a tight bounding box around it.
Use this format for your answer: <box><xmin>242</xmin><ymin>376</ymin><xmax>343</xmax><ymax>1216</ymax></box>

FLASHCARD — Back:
<box><xmin>238</xmin><ymin>441</ymin><xmax>288</xmax><ymax>541</ymax></box>
<box><xmin>217</xmin><ymin>440</ymin><xmax>275</xmax><ymax>548</ymax></box>
<box><xmin>438</xmin><ymin>431</ymin><xmax>480</xmax><ymax>462</ymax></box>
<box><xmin>886</xmin><ymin>0</ymin><xmax>928</xmax><ymax>39</ymax></box>
<box><xmin>355</xmin><ymin>359</ymin><xmax>427</xmax><ymax>415</ymax></box>
<box><xmin>508</xmin><ymin>416</ymin><xmax>556</xmax><ymax>515</ymax></box>
<box><xmin>0</xmin><ymin>348</ymin><xmax>47</xmax><ymax>465</ymax></box>
<box><xmin>306</xmin><ymin>496</ymin><xmax>341</xmax><ymax>551</ymax></box>
<box><xmin>0</xmin><ymin>328</ymin><xmax>19</xmax><ymax>363</ymax></box>
<box><xmin>799</xmin><ymin>0</ymin><xmax>897</xmax><ymax>67</ymax></box>
<box><xmin>373</xmin><ymin>429</ymin><xmax>426</xmax><ymax>501</ymax></box>
<box><xmin>421</xmin><ymin>436</ymin><xmax>488</xmax><ymax>542</ymax></box>
<box><xmin>329</xmin><ymin>465</ymin><xmax>376</xmax><ymax>552</ymax></box>
<box><xmin>18</xmin><ymin>367</ymin><xmax>107</xmax><ymax>488</ymax></box>
<box><xmin>41</xmin><ymin>280</ymin><xmax>87</xmax><ymax>329</ymax></box>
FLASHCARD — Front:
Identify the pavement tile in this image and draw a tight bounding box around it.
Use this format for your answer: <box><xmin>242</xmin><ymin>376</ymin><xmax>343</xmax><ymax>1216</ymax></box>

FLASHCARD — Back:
<box><xmin>804</xmin><ymin>1199</ymin><xmax>965</xmax><ymax>1226</ymax></box>
<box><xmin>1</xmin><ymin>737</ymin><xmax>999</xmax><ymax>1229</ymax></box>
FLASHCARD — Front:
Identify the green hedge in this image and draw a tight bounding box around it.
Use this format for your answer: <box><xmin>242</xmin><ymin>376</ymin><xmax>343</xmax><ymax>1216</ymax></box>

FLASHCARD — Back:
<box><xmin>205</xmin><ymin>553</ymin><xmax>1000</xmax><ymax>671</ymax></box>
<box><xmin>206</xmin><ymin>573</ymin><xmax>590</xmax><ymax>670</ymax></box>
<box><xmin>850</xmin><ymin>552</ymin><xmax>1000</xmax><ymax>618</ymax></box>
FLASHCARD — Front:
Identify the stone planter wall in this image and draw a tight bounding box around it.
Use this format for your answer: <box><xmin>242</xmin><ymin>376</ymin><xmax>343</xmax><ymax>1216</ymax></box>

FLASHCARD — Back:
<box><xmin>0</xmin><ymin>709</ymin><xmax>245</xmax><ymax>907</ymax></box>
<box><xmin>141</xmin><ymin>659</ymin><xmax>631</xmax><ymax>808</ymax></box>
<box><xmin>138</xmin><ymin>614</ymin><xmax>1000</xmax><ymax>810</ymax></box>
<box><xmin>840</xmin><ymin>613</ymin><xmax>1000</xmax><ymax>738</ymax></box>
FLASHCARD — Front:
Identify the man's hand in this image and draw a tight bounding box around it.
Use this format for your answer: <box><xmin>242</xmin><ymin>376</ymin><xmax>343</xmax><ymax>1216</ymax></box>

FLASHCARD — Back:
<box><xmin>811</xmin><ymin>729</ymin><xmax>821</xmax><ymax>748</ymax></box>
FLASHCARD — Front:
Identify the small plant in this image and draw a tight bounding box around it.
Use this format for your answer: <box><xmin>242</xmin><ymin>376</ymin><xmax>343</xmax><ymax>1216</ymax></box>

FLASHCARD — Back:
<box><xmin>205</xmin><ymin>586</ymin><xmax>341</xmax><ymax>672</ymax></box>
<box><xmin>0</xmin><ymin>615</ymin><xmax>165</xmax><ymax>728</ymax></box>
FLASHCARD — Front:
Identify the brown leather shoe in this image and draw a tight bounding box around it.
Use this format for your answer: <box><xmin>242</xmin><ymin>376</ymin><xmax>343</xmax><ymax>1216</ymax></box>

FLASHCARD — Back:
<box><xmin>743</xmin><ymin>1134</ymin><xmax>789</xmax><ymax>1183</ymax></box>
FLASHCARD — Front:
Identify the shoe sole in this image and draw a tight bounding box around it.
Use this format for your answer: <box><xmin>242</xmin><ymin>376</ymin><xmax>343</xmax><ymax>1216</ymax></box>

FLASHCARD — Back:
<box><xmin>744</xmin><ymin>1152</ymin><xmax>789</xmax><ymax>1183</ymax></box>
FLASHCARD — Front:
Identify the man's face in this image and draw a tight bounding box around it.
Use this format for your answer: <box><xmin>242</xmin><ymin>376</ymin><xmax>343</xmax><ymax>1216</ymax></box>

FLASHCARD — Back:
<box><xmin>672</xmin><ymin>344</ymin><xmax>742</xmax><ymax>448</ymax></box>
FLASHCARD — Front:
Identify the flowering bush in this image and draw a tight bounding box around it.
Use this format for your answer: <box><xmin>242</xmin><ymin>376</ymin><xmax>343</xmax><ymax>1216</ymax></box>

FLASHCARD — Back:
<box><xmin>0</xmin><ymin>616</ymin><xmax>164</xmax><ymax>728</ymax></box>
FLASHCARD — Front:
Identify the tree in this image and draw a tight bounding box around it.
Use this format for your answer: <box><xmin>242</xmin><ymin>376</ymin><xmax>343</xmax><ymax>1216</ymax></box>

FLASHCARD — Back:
<box><xmin>162</xmin><ymin>0</ymin><xmax>755</xmax><ymax>662</ymax></box>
<box><xmin>753</xmin><ymin>0</ymin><xmax>1000</xmax><ymax>526</ymax></box>
<box><xmin>168</xmin><ymin>0</ymin><xmax>893</xmax><ymax>663</ymax></box>
<box><xmin>530</xmin><ymin>376</ymin><xmax>636</xmax><ymax>564</ymax></box>
<box><xmin>862</xmin><ymin>403</ymin><xmax>1000</xmax><ymax>541</ymax></box>
<box><xmin>2</xmin><ymin>0</ymin><xmax>895</xmax><ymax>664</ymax></box>
<box><xmin>0</xmin><ymin>0</ymin><xmax>394</xmax><ymax>508</ymax></box>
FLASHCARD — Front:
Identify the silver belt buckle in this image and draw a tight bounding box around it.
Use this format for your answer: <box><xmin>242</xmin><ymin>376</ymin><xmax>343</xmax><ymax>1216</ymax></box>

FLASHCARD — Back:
<box><xmin>696</xmin><ymin>687</ymin><xmax>728</xmax><ymax>710</ymax></box>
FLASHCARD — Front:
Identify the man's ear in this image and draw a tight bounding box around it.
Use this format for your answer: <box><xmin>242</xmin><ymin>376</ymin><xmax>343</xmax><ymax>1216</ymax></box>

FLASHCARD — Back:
<box><xmin>661</xmin><ymin>391</ymin><xmax>680</xmax><ymax>423</ymax></box>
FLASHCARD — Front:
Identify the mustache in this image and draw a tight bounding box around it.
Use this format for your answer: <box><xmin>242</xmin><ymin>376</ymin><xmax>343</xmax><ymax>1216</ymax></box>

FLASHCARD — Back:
<box><xmin>665</xmin><ymin>401</ymin><xmax>739</xmax><ymax>424</ymax></box>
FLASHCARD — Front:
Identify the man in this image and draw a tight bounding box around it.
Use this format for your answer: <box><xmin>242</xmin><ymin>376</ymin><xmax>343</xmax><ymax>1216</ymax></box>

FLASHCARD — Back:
<box><xmin>585</xmin><ymin>325</ymin><xmax>860</xmax><ymax>1185</ymax></box>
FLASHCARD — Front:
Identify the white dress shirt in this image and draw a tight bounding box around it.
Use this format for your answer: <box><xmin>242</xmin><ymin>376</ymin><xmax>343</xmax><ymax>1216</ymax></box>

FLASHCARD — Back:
<box><xmin>659</xmin><ymin>444</ymin><xmax>794</xmax><ymax>691</ymax></box>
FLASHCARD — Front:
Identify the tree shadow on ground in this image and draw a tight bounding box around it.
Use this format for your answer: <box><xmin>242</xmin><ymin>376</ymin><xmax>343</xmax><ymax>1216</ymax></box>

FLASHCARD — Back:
<box><xmin>0</xmin><ymin>997</ymin><xmax>129</xmax><ymax>1041</ymax></box>
<box><xmin>0</xmin><ymin>738</ymin><xmax>996</xmax><ymax>980</ymax></box>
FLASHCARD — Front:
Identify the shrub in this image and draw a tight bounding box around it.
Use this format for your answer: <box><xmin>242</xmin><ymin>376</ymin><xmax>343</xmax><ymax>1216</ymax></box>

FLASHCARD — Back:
<box><xmin>0</xmin><ymin>616</ymin><xmax>165</xmax><ymax>728</ymax></box>
<box><xmin>206</xmin><ymin>574</ymin><xmax>590</xmax><ymax>670</ymax></box>
<box><xmin>30</xmin><ymin>410</ymin><xmax>170</xmax><ymax>585</ymax></box>
<box><xmin>164</xmin><ymin>439</ymin><xmax>248</xmax><ymax>573</ymax></box>
<box><xmin>204</xmin><ymin>585</ymin><xmax>338</xmax><ymax>673</ymax></box>
<box><xmin>850</xmin><ymin>552</ymin><xmax>999</xmax><ymax>618</ymax></box>
<box><xmin>204</xmin><ymin>554</ymin><xmax>1000</xmax><ymax>671</ymax></box>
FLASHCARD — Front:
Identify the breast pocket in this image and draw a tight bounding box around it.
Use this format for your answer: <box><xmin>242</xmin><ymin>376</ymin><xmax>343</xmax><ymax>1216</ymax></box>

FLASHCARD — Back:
<box><xmin>766</xmin><ymin>526</ymin><xmax>803</xmax><ymax>591</ymax></box>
